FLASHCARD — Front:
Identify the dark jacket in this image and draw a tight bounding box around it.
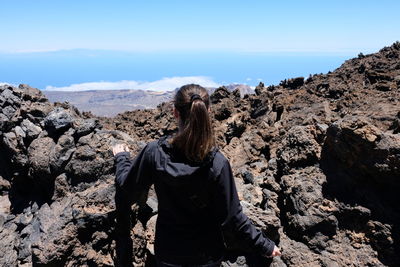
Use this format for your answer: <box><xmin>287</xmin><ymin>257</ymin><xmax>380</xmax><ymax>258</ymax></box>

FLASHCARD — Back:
<box><xmin>114</xmin><ymin>136</ymin><xmax>275</xmax><ymax>265</ymax></box>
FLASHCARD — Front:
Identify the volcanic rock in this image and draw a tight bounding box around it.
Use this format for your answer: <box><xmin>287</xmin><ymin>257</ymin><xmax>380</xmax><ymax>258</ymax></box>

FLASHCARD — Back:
<box><xmin>1</xmin><ymin>42</ymin><xmax>400</xmax><ymax>266</ymax></box>
<box><xmin>44</xmin><ymin>107</ymin><xmax>75</xmax><ymax>135</ymax></box>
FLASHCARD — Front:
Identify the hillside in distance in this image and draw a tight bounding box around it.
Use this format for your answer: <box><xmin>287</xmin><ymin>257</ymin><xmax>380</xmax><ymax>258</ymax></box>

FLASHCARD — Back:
<box><xmin>43</xmin><ymin>84</ymin><xmax>254</xmax><ymax>117</ymax></box>
<box><xmin>0</xmin><ymin>42</ymin><xmax>399</xmax><ymax>266</ymax></box>
<box><xmin>43</xmin><ymin>89</ymin><xmax>172</xmax><ymax>117</ymax></box>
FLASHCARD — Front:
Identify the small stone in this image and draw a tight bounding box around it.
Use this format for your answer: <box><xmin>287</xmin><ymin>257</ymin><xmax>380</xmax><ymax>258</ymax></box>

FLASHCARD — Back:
<box><xmin>0</xmin><ymin>195</ymin><xmax>11</xmax><ymax>214</ymax></box>
<box><xmin>0</xmin><ymin>176</ymin><xmax>11</xmax><ymax>192</ymax></box>
<box><xmin>21</xmin><ymin>119</ymin><xmax>42</xmax><ymax>141</ymax></box>
<box><xmin>2</xmin><ymin>106</ymin><xmax>16</xmax><ymax>119</ymax></box>
<box><xmin>14</xmin><ymin>126</ymin><xmax>26</xmax><ymax>139</ymax></box>
<box><xmin>241</xmin><ymin>170</ymin><xmax>254</xmax><ymax>184</ymax></box>
<box><xmin>52</xmin><ymin>173</ymin><xmax>70</xmax><ymax>200</ymax></box>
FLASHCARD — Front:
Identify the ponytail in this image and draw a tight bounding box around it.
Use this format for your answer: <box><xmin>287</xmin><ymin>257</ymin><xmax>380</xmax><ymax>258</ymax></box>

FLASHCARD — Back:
<box><xmin>172</xmin><ymin>84</ymin><xmax>215</xmax><ymax>162</ymax></box>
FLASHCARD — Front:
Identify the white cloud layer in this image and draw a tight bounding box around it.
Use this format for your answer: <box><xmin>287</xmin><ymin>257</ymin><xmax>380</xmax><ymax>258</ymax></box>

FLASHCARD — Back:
<box><xmin>45</xmin><ymin>76</ymin><xmax>220</xmax><ymax>92</ymax></box>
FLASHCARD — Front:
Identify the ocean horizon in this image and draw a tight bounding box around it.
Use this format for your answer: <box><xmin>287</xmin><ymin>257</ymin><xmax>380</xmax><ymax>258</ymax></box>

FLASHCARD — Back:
<box><xmin>0</xmin><ymin>49</ymin><xmax>357</xmax><ymax>91</ymax></box>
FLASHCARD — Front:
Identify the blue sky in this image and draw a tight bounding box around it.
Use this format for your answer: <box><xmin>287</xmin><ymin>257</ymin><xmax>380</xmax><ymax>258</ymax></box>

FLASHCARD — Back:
<box><xmin>0</xmin><ymin>1</ymin><xmax>399</xmax><ymax>90</ymax></box>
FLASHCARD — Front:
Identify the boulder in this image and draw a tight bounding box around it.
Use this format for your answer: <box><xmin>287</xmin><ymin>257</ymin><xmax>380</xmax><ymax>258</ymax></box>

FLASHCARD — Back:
<box><xmin>20</xmin><ymin>118</ymin><xmax>42</xmax><ymax>142</ymax></box>
<box><xmin>250</xmin><ymin>96</ymin><xmax>269</xmax><ymax>119</ymax></box>
<box><xmin>2</xmin><ymin>131</ymin><xmax>28</xmax><ymax>168</ymax></box>
<box><xmin>18</xmin><ymin>84</ymin><xmax>48</xmax><ymax>102</ymax></box>
<box><xmin>49</xmin><ymin>134</ymin><xmax>75</xmax><ymax>175</ymax></box>
<box><xmin>27</xmin><ymin>137</ymin><xmax>56</xmax><ymax>179</ymax></box>
<box><xmin>73</xmin><ymin>118</ymin><xmax>102</xmax><ymax>138</ymax></box>
<box><xmin>277</xmin><ymin>126</ymin><xmax>321</xmax><ymax>174</ymax></box>
<box><xmin>44</xmin><ymin>107</ymin><xmax>74</xmax><ymax>135</ymax></box>
<box><xmin>210</xmin><ymin>86</ymin><xmax>231</xmax><ymax>104</ymax></box>
<box><xmin>280</xmin><ymin>167</ymin><xmax>338</xmax><ymax>244</ymax></box>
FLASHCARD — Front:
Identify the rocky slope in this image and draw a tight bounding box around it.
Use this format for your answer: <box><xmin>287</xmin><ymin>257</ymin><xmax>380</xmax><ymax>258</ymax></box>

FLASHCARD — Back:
<box><xmin>1</xmin><ymin>42</ymin><xmax>399</xmax><ymax>266</ymax></box>
<box><xmin>43</xmin><ymin>89</ymin><xmax>172</xmax><ymax>117</ymax></box>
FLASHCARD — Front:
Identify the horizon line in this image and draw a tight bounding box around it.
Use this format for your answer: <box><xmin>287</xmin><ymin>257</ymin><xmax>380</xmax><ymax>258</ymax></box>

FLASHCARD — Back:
<box><xmin>0</xmin><ymin>47</ymin><xmax>382</xmax><ymax>55</ymax></box>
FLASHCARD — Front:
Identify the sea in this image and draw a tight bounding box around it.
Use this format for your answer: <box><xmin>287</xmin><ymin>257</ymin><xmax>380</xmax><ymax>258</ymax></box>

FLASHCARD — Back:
<box><xmin>0</xmin><ymin>49</ymin><xmax>355</xmax><ymax>90</ymax></box>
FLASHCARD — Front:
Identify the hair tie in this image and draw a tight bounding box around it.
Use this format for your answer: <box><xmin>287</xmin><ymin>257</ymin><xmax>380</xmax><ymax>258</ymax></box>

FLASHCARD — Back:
<box><xmin>190</xmin><ymin>94</ymin><xmax>202</xmax><ymax>103</ymax></box>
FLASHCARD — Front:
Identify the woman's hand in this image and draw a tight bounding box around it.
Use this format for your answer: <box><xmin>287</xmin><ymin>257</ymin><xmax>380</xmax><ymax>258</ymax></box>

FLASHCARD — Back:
<box><xmin>112</xmin><ymin>143</ymin><xmax>130</xmax><ymax>156</ymax></box>
<box><xmin>267</xmin><ymin>245</ymin><xmax>281</xmax><ymax>257</ymax></box>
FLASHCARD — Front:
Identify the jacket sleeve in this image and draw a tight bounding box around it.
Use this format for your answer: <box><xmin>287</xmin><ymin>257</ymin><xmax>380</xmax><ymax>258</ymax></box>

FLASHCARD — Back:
<box><xmin>114</xmin><ymin>145</ymin><xmax>153</xmax><ymax>266</ymax></box>
<box><xmin>115</xmin><ymin>143</ymin><xmax>154</xmax><ymax>193</ymax></box>
<box><xmin>213</xmin><ymin>160</ymin><xmax>275</xmax><ymax>257</ymax></box>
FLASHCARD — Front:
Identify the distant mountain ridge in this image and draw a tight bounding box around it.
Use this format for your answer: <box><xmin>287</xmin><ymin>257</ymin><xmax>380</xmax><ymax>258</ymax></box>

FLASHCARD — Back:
<box><xmin>43</xmin><ymin>84</ymin><xmax>253</xmax><ymax>117</ymax></box>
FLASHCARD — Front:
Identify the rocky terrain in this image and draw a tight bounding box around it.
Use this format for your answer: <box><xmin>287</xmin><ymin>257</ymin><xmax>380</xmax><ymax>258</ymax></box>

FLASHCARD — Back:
<box><xmin>1</xmin><ymin>42</ymin><xmax>399</xmax><ymax>266</ymax></box>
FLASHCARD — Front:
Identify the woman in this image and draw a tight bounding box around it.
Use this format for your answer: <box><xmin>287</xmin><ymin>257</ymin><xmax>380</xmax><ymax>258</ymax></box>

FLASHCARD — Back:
<box><xmin>113</xmin><ymin>84</ymin><xmax>281</xmax><ymax>266</ymax></box>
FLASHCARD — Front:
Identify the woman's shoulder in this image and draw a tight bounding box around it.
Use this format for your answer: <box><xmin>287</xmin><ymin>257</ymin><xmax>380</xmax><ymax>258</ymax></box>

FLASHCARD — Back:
<box><xmin>209</xmin><ymin>150</ymin><xmax>230</xmax><ymax>178</ymax></box>
<box><xmin>213</xmin><ymin>150</ymin><xmax>229</xmax><ymax>165</ymax></box>
<box><xmin>136</xmin><ymin>140</ymin><xmax>159</xmax><ymax>160</ymax></box>
<box><xmin>144</xmin><ymin>136</ymin><xmax>173</xmax><ymax>158</ymax></box>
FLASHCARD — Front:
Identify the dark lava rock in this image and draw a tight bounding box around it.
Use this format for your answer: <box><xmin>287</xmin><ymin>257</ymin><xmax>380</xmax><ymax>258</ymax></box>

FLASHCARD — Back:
<box><xmin>18</xmin><ymin>84</ymin><xmax>48</xmax><ymax>102</ymax></box>
<box><xmin>1</xmin><ymin>42</ymin><xmax>400</xmax><ymax>266</ymax></box>
<box><xmin>49</xmin><ymin>134</ymin><xmax>75</xmax><ymax>174</ymax></box>
<box><xmin>44</xmin><ymin>107</ymin><xmax>74</xmax><ymax>135</ymax></box>
<box><xmin>280</xmin><ymin>77</ymin><xmax>304</xmax><ymax>89</ymax></box>
<box><xmin>250</xmin><ymin>96</ymin><xmax>269</xmax><ymax>119</ymax></box>
<box><xmin>254</xmin><ymin>82</ymin><xmax>266</xmax><ymax>96</ymax></box>
<box><xmin>27</xmin><ymin>137</ymin><xmax>56</xmax><ymax>179</ymax></box>
<box><xmin>277</xmin><ymin>126</ymin><xmax>321</xmax><ymax>174</ymax></box>
<box><xmin>20</xmin><ymin>118</ymin><xmax>42</xmax><ymax>143</ymax></box>
<box><xmin>98</xmin><ymin>42</ymin><xmax>400</xmax><ymax>266</ymax></box>
<box><xmin>281</xmin><ymin>167</ymin><xmax>338</xmax><ymax>244</ymax></box>
<box><xmin>213</xmin><ymin>98</ymin><xmax>234</xmax><ymax>121</ymax></box>
<box><xmin>210</xmin><ymin>86</ymin><xmax>231</xmax><ymax>104</ymax></box>
<box><xmin>73</xmin><ymin>118</ymin><xmax>102</xmax><ymax>138</ymax></box>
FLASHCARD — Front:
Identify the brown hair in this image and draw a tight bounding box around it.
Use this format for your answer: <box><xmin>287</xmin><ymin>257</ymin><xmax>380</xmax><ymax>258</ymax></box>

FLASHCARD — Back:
<box><xmin>172</xmin><ymin>84</ymin><xmax>215</xmax><ymax>162</ymax></box>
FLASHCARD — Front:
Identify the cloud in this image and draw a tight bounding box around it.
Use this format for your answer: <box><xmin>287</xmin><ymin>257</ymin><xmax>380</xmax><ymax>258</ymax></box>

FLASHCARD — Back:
<box><xmin>0</xmin><ymin>82</ymin><xmax>12</xmax><ymax>86</ymax></box>
<box><xmin>44</xmin><ymin>76</ymin><xmax>221</xmax><ymax>92</ymax></box>
<box><xmin>4</xmin><ymin>48</ymin><xmax>64</xmax><ymax>54</ymax></box>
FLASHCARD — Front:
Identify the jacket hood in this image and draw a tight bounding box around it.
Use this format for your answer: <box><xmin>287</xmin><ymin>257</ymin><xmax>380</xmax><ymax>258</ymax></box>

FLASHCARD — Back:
<box><xmin>154</xmin><ymin>136</ymin><xmax>218</xmax><ymax>179</ymax></box>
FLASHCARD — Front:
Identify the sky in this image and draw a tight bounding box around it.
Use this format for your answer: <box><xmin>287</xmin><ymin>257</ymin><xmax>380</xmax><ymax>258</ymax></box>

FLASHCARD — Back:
<box><xmin>1</xmin><ymin>0</ymin><xmax>399</xmax><ymax>91</ymax></box>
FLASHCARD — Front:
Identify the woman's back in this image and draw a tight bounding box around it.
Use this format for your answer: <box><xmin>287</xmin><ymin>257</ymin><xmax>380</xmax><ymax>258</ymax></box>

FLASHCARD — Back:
<box><xmin>113</xmin><ymin>84</ymin><xmax>280</xmax><ymax>266</ymax></box>
<box><xmin>150</xmin><ymin>137</ymin><xmax>226</xmax><ymax>264</ymax></box>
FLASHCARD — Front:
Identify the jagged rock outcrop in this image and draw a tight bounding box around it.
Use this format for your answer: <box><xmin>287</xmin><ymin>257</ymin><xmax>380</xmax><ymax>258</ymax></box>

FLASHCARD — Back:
<box><xmin>0</xmin><ymin>84</ymin><xmax>151</xmax><ymax>266</ymax></box>
<box><xmin>0</xmin><ymin>42</ymin><xmax>399</xmax><ymax>266</ymax></box>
